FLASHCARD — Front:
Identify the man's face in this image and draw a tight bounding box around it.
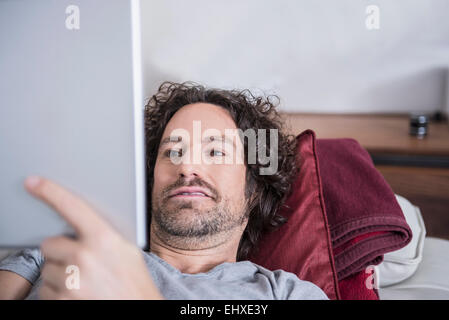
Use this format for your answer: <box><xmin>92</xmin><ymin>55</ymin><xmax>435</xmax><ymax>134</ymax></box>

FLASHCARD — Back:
<box><xmin>151</xmin><ymin>103</ymin><xmax>248</xmax><ymax>248</ymax></box>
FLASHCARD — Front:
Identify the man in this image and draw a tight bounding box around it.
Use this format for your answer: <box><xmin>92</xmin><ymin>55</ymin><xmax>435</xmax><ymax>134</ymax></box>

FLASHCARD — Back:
<box><xmin>0</xmin><ymin>82</ymin><xmax>328</xmax><ymax>300</ymax></box>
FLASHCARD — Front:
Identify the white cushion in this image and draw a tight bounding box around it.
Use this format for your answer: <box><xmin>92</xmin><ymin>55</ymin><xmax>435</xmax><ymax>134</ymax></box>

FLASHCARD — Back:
<box><xmin>378</xmin><ymin>237</ymin><xmax>449</xmax><ymax>299</ymax></box>
<box><xmin>376</xmin><ymin>194</ymin><xmax>426</xmax><ymax>287</ymax></box>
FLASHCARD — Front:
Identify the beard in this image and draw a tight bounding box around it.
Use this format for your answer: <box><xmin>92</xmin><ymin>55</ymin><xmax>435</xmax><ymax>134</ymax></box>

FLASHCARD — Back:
<box><xmin>151</xmin><ymin>178</ymin><xmax>248</xmax><ymax>245</ymax></box>
<box><xmin>153</xmin><ymin>197</ymin><xmax>246</xmax><ymax>238</ymax></box>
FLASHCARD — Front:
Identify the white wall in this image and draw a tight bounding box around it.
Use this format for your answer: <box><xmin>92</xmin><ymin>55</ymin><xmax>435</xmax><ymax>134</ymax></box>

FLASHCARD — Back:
<box><xmin>140</xmin><ymin>0</ymin><xmax>449</xmax><ymax>113</ymax></box>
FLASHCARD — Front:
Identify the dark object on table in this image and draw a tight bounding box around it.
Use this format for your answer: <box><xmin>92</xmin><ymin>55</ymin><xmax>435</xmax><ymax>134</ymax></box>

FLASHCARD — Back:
<box><xmin>431</xmin><ymin>111</ymin><xmax>446</xmax><ymax>122</ymax></box>
<box><xmin>409</xmin><ymin>113</ymin><xmax>428</xmax><ymax>138</ymax></box>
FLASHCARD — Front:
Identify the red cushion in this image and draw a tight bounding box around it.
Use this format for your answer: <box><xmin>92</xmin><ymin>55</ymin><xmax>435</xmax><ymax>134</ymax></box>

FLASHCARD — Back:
<box><xmin>249</xmin><ymin>130</ymin><xmax>340</xmax><ymax>300</ymax></box>
<box><xmin>335</xmin><ymin>232</ymin><xmax>383</xmax><ymax>300</ymax></box>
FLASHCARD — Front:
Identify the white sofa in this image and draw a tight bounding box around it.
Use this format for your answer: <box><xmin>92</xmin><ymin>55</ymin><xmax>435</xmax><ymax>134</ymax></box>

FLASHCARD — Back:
<box><xmin>378</xmin><ymin>236</ymin><xmax>449</xmax><ymax>299</ymax></box>
<box><xmin>376</xmin><ymin>195</ymin><xmax>449</xmax><ymax>299</ymax></box>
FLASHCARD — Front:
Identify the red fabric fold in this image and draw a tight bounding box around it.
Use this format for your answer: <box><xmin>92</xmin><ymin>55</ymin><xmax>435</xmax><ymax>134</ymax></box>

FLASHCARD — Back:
<box><xmin>315</xmin><ymin>138</ymin><xmax>413</xmax><ymax>281</ymax></box>
<box><xmin>335</xmin><ymin>232</ymin><xmax>385</xmax><ymax>300</ymax></box>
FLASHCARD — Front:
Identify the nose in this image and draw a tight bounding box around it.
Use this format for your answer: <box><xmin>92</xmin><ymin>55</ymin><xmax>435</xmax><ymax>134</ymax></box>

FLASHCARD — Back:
<box><xmin>176</xmin><ymin>162</ymin><xmax>201</xmax><ymax>179</ymax></box>
<box><xmin>180</xmin><ymin>171</ymin><xmax>198</xmax><ymax>179</ymax></box>
<box><xmin>173</xmin><ymin>162</ymin><xmax>217</xmax><ymax>200</ymax></box>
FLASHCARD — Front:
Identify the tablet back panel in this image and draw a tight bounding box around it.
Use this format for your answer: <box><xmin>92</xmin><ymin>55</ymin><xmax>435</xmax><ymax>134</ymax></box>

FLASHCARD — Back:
<box><xmin>0</xmin><ymin>0</ymin><xmax>147</xmax><ymax>248</ymax></box>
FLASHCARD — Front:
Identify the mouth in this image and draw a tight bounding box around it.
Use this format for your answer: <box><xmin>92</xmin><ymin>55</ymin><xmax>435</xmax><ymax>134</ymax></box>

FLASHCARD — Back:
<box><xmin>170</xmin><ymin>193</ymin><xmax>210</xmax><ymax>199</ymax></box>
<box><xmin>168</xmin><ymin>187</ymin><xmax>214</xmax><ymax>200</ymax></box>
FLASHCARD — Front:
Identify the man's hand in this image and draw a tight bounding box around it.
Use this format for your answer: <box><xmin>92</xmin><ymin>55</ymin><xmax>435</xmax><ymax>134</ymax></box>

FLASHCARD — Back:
<box><xmin>24</xmin><ymin>176</ymin><xmax>163</xmax><ymax>300</ymax></box>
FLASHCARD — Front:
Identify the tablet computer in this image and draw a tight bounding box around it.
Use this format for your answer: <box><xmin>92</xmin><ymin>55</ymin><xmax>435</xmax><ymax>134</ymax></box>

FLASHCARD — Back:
<box><xmin>0</xmin><ymin>0</ymin><xmax>148</xmax><ymax>249</ymax></box>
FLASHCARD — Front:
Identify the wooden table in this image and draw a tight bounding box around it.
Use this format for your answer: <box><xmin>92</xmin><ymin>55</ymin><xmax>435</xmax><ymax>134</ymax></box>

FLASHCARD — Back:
<box><xmin>281</xmin><ymin>113</ymin><xmax>449</xmax><ymax>240</ymax></box>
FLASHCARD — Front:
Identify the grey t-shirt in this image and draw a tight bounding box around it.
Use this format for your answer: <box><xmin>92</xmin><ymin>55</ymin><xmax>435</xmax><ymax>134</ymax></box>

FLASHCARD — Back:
<box><xmin>0</xmin><ymin>248</ymin><xmax>328</xmax><ymax>300</ymax></box>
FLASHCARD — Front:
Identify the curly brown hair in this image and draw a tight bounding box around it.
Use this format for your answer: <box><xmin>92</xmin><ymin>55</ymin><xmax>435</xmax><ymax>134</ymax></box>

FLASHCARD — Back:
<box><xmin>144</xmin><ymin>81</ymin><xmax>299</xmax><ymax>261</ymax></box>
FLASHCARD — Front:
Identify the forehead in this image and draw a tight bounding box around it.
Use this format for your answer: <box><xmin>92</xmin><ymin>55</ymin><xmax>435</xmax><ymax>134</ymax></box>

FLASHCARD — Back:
<box><xmin>163</xmin><ymin>103</ymin><xmax>238</xmax><ymax>134</ymax></box>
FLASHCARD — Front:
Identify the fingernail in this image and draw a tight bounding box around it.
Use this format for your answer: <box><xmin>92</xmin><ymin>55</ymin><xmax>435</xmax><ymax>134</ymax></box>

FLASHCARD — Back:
<box><xmin>25</xmin><ymin>176</ymin><xmax>41</xmax><ymax>189</ymax></box>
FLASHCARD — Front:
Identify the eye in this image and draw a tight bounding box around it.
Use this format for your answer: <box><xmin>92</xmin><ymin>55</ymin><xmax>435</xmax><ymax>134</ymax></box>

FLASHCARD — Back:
<box><xmin>209</xmin><ymin>149</ymin><xmax>225</xmax><ymax>157</ymax></box>
<box><xmin>164</xmin><ymin>149</ymin><xmax>183</xmax><ymax>158</ymax></box>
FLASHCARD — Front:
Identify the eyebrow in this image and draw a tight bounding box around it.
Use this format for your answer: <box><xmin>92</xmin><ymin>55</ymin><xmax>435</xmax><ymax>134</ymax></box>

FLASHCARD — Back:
<box><xmin>160</xmin><ymin>135</ymin><xmax>236</xmax><ymax>148</ymax></box>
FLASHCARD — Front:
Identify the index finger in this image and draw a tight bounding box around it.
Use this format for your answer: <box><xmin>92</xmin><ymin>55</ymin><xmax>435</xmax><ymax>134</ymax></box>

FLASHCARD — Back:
<box><xmin>24</xmin><ymin>176</ymin><xmax>109</xmax><ymax>238</ymax></box>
